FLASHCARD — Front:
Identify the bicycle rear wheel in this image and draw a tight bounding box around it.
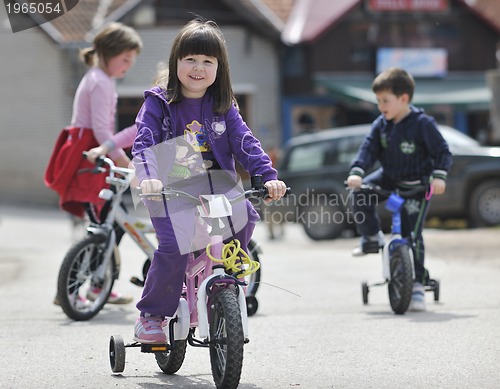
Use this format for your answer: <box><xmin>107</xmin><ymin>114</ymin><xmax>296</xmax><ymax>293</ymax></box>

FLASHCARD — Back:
<box><xmin>155</xmin><ymin>339</ymin><xmax>187</xmax><ymax>375</ymax></box>
<box><xmin>245</xmin><ymin>239</ymin><xmax>261</xmax><ymax>295</ymax></box>
<box><xmin>209</xmin><ymin>287</ymin><xmax>244</xmax><ymax>389</ymax></box>
<box><xmin>57</xmin><ymin>234</ymin><xmax>115</xmax><ymax>321</ymax></box>
<box><xmin>388</xmin><ymin>244</ymin><xmax>413</xmax><ymax>314</ymax></box>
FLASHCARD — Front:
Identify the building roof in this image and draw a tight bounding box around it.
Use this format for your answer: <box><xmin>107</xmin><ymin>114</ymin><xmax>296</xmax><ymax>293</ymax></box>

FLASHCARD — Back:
<box><xmin>282</xmin><ymin>0</ymin><xmax>500</xmax><ymax>45</ymax></box>
<box><xmin>219</xmin><ymin>0</ymin><xmax>285</xmax><ymax>37</ymax></box>
<box><xmin>41</xmin><ymin>0</ymin><xmax>142</xmax><ymax>46</ymax></box>
<box><xmin>35</xmin><ymin>0</ymin><xmax>500</xmax><ymax>47</ymax></box>
<box><xmin>40</xmin><ymin>0</ymin><xmax>291</xmax><ymax>46</ymax></box>
<box><xmin>282</xmin><ymin>0</ymin><xmax>358</xmax><ymax>45</ymax></box>
<box><xmin>462</xmin><ymin>0</ymin><xmax>500</xmax><ymax>34</ymax></box>
<box><xmin>260</xmin><ymin>0</ymin><xmax>295</xmax><ymax>23</ymax></box>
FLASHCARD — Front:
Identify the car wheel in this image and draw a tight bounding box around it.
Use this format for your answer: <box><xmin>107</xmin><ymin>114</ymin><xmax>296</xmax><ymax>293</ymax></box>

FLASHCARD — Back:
<box><xmin>300</xmin><ymin>193</ymin><xmax>348</xmax><ymax>240</ymax></box>
<box><xmin>469</xmin><ymin>179</ymin><xmax>500</xmax><ymax>227</ymax></box>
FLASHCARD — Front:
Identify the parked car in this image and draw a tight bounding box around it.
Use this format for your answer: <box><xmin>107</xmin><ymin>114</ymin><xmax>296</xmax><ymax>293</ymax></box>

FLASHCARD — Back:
<box><xmin>267</xmin><ymin>124</ymin><xmax>500</xmax><ymax>240</ymax></box>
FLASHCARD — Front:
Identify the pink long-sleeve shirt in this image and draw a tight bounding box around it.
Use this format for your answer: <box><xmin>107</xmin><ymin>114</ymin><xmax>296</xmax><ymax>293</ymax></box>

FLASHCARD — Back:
<box><xmin>70</xmin><ymin>66</ymin><xmax>136</xmax><ymax>160</ymax></box>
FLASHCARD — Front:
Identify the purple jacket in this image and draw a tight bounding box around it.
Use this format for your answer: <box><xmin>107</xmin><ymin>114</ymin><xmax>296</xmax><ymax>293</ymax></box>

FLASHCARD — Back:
<box><xmin>132</xmin><ymin>87</ymin><xmax>277</xmax><ymax>185</ymax></box>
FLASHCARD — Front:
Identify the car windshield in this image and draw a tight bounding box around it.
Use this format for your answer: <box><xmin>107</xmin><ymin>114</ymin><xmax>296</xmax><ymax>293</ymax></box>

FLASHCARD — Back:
<box><xmin>439</xmin><ymin>126</ymin><xmax>480</xmax><ymax>148</ymax></box>
<box><xmin>286</xmin><ymin>142</ymin><xmax>326</xmax><ymax>171</ymax></box>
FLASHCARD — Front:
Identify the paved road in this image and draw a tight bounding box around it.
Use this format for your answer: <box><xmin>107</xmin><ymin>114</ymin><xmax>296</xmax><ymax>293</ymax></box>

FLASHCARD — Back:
<box><xmin>0</xmin><ymin>204</ymin><xmax>499</xmax><ymax>388</ymax></box>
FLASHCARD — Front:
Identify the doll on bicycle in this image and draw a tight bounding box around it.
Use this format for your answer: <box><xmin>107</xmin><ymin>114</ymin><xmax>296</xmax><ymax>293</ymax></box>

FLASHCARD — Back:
<box><xmin>131</xmin><ymin>17</ymin><xmax>287</xmax><ymax>343</ymax></box>
<box><xmin>346</xmin><ymin>68</ymin><xmax>452</xmax><ymax>312</ymax></box>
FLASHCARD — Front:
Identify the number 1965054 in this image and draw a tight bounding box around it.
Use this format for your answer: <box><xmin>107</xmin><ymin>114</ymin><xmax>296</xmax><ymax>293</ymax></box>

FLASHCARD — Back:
<box><xmin>6</xmin><ymin>2</ymin><xmax>62</xmax><ymax>15</ymax></box>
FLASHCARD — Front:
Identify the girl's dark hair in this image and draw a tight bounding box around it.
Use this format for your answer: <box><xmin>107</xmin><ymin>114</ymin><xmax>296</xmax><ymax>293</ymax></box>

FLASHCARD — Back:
<box><xmin>372</xmin><ymin>67</ymin><xmax>415</xmax><ymax>101</ymax></box>
<box><xmin>159</xmin><ymin>18</ymin><xmax>236</xmax><ymax>114</ymax></box>
<box><xmin>80</xmin><ymin>22</ymin><xmax>142</xmax><ymax>67</ymax></box>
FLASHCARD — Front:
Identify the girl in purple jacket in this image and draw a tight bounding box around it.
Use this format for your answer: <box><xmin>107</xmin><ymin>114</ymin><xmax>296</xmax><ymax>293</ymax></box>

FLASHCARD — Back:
<box><xmin>131</xmin><ymin>18</ymin><xmax>287</xmax><ymax>343</ymax></box>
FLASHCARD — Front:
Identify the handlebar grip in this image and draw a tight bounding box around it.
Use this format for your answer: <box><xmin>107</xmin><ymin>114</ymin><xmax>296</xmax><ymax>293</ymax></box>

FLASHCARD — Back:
<box><xmin>80</xmin><ymin>151</ymin><xmax>107</xmax><ymax>175</ymax></box>
<box><xmin>82</xmin><ymin>151</ymin><xmax>106</xmax><ymax>164</ymax></box>
<box><xmin>251</xmin><ymin>175</ymin><xmax>264</xmax><ymax>189</ymax></box>
<box><xmin>261</xmin><ymin>186</ymin><xmax>292</xmax><ymax>200</ymax></box>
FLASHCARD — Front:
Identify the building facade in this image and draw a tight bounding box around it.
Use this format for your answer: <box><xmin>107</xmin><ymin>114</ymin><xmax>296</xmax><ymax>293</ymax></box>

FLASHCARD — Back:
<box><xmin>0</xmin><ymin>0</ymin><xmax>283</xmax><ymax>205</ymax></box>
<box><xmin>280</xmin><ymin>0</ymin><xmax>500</xmax><ymax>143</ymax></box>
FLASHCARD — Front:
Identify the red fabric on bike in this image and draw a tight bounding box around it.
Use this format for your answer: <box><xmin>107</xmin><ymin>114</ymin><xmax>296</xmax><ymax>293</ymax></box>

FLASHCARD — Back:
<box><xmin>44</xmin><ymin>127</ymin><xmax>108</xmax><ymax>217</ymax></box>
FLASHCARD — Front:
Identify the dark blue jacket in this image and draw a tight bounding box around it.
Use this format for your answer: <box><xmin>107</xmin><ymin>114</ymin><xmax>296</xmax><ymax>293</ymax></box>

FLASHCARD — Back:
<box><xmin>350</xmin><ymin>106</ymin><xmax>452</xmax><ymax>183</ymax></box>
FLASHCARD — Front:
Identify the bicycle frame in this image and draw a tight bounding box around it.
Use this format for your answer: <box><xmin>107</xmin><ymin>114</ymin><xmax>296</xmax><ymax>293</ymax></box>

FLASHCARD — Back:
<box><xmin>114</xmin><ymin>205</ymin><xmax>156</xmax><ymax>258</ymax></box>
<box><xmin>87</xmin><ymin>157</ymin><xmax>269</xmax><ymax>339</ymax></box>
<box><xmin>197</xmin><ymin>235</ymin><xmax>249</xmax><ymax>340</ymax></box>
<box><xmin>381</xmin><ymin>192</ymin><xmax>415</xmax><ymax>281</ymax></box>
<box><xmin>354</xmin><ymin>184</ymin><xmax>427</xmax><ymax>283</ymax></box>
<box><xmin>156</xmin><ymin>191</ymin><xmax>256</xmax><ymax>344</ymax></box>
<box><xmin>107</xmin><ymin>174</ymin><xmax>289</xmax><ymax>387</ymax></box>
<box><xmin>171</xmin><ymin>232</ymin><xmax>249</xmax><ymax>343</ymax></box>
<box><xmin>86</xmin><ymin>167</ymin><xmax>156</xmax><ymax>283</ymax></box>
<box><xmin>356</xmin><ymin>183</ymin><xmax>440</xmax><ymax>313</ymax></box>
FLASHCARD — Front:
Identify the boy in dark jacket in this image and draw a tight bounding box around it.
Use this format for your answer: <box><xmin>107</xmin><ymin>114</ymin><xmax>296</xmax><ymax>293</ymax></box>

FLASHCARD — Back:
<box><xmin>346</xmin><ymin>68</ymin><xmax>452</xmax><ymax>311</ymax></box>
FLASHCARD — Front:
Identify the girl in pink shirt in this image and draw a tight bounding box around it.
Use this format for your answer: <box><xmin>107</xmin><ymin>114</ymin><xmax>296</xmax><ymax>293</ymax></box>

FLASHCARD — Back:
<box><xmin>74</xmin><ymin>22</ymin><xmax>142</xmax><ymax>168</ymax></box>
<box><xmin>52</xmin><ymin>23</ymin><xmax>142</xmax><ymax>306</ymax></box>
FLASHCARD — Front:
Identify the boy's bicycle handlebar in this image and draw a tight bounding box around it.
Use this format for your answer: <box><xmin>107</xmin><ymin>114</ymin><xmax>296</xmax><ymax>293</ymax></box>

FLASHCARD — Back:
<box><xmin>347</xmin><ymin>182</ymin><xmax>431</xmax><ymax>199</ymax></box>
<box><xmin>358</xmin><ymin>183</ymin><xmax>430</xmax><ymax>198</ymax></box>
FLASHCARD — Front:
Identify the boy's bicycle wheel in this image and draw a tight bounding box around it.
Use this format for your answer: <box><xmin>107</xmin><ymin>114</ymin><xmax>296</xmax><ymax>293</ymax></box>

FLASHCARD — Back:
<box><xmin>57</xmin><ymin>234</ymin><xmax>115</xmax><ymax>321</ymax></box>
<box><xmin>388</xmin><ymin>244</ymin><xmax>413</xmax><ymax>314</ymax></box>
<box><xmin>209</xmin><ymin>288</ymin><xmax>244</xmax><ymax>389</ymax></box>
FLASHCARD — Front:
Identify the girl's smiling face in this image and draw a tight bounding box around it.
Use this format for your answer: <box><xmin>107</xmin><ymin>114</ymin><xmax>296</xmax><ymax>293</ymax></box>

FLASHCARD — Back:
<box><xmin>177</xmin><ymin>54</ymin><xmax>218</xmax><ymax>98</ymax></box>
<box><xmin>375</xmin><ymin>90</ymin><xmax>411</xmax><ymax>123</ymax></box>
<box><xmin>102</xmin><ymin>49</ymin><xmax>138</xmax><ymax>79</ymax></box>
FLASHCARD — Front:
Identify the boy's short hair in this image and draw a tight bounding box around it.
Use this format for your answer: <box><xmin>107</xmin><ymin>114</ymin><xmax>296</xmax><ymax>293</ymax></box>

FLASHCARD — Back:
<box><xmin>372</xmin><ymin>68</ymin><xmax>415</xmax><ymax>101</ymax></box>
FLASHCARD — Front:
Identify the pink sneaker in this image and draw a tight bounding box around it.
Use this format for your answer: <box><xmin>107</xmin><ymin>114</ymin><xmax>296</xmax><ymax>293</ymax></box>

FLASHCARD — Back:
<box><xmin>133</xmin><ymin>315</ymin><xmax>167</xmax><ymax>344</ymax></box>
<box><xmin>53</xmin><ymin>294</ymin><xmax>91</xmax><ymax>309</ymax></box>
<box><xmin>87</xmin><ymin>288</ymin><xmax>133</xmax><ymax>305</ymax></box>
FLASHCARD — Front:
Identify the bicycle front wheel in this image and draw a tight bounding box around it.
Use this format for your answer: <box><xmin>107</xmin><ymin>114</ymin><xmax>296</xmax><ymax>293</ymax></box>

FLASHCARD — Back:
<box><xmin>388</xmin><ymin>244</ymin><xmax>413</xmax><ymax>314</ymax></box>
<box><xmin>209</xmin><ymin>287</ymin><xmax>244</xmax><ymax>389</ymax></box>
<box><xmin>57</xmin><ymin>234</ymin><xmax>115</xmax><ymax>321</ymax></box>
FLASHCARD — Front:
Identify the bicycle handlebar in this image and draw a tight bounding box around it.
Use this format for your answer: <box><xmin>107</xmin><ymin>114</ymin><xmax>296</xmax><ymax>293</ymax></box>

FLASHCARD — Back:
<box><xmin>355</xmin><ymin>183</ymin><xmax>429</xmax><ymax>198</ymax></box>
<box><xmin>81</xmin><ymin>152</ymin><xmax>134</xmax><ymax>177</ymax></box>
<box><xmin>80</xmin><ymin>152</ymin><xmax>134</xmax><ymax>192</ymax></box>
<box><xmin>139</xmin><ymin>181</ymin><xmax>292</xmax><ymax>204</ymax></box>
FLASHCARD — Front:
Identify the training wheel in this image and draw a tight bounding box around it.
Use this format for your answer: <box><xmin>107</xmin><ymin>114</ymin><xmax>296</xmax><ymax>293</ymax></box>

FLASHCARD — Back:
<box><xmin>246</xmin><ymin>295</ymin><xmax>259</xmax><ymax>316</ymax></box>
<box><xmin>430</xmin><ymin>279</ymin><xmax>440</xmax><ymax>302</ymax></box>
<box><xmin>362</xmin><ymin>282</ymin><xmax>369</xmax><ymax>304</ymax></box>
<box><xmin>109</xmin><ymin>335</ymin><xmax>126</xmax><ymax>373</ymax></box>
